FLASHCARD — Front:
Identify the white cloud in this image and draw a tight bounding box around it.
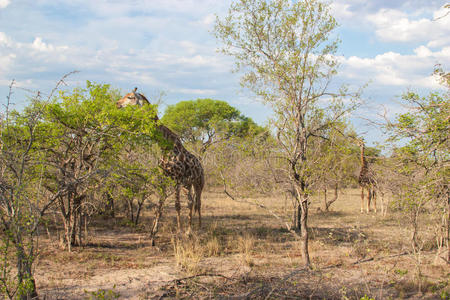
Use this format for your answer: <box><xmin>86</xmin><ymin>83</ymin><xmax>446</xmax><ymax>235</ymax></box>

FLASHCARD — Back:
<box><xmin>32</xmin><ymin>37</ymin><xmax>54</xmax><ymax>52</ymax></box>
<box><xmin>0</xmin><ymin>32</ymin><xmax>12</xmax><ymax>46</ymax></box>
<box><xmin>367</xmin><ymin>6</ymin><xmax>450</xmax><ymax>46</ymax></box>
<box><xmin>0</xmin><ymin>53</ymin><xmax>15</xmax><ymax>74</ymax></box>
<box><xmin>200</xmin><ymin>14</ymin><xmax>216</xmax><ymax>26</ymax></box>
<box><xmin>177</xmin><ymin>55</ymin><xmax>216</xmax><ymax>67</ymax></box>
<box><xmin>0</xmin><ymin>0</ymin><xmax>448</xmax><ymax>143</ymax></box>
<box><xmin>414</xmin><ymin>45</ymin><xmax>433</xmax><ymax>57</ymax></box>
<box><xmin>175</xmin><ymin>88</ymin><xmax>217</xmax><ymax>95</ymax></box>
<box><xmin>179</xmin><ymin>41</ymin><xmax>198</xmax><ymax>55</ymax></box>
<box><xmin>0</xmin><ymin>0</ymin><xmax>10</xmax><ymax>9</ymax></box>
<box><xmin>329</xmin><ymin>2</ymin><xmax>354</xmax><ymax>20</ymax></box>
<box><xmin>339</xmin><ymin>46</ymin><xmax>449</xmax><ymax>89</ymax></box>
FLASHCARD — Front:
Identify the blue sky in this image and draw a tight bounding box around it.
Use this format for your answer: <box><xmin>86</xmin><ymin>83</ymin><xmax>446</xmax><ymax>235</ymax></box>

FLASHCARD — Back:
<box><xmin>0</xmin><ymin>0</ymin><xmax>449</xmax><ymax>146</ymax></box>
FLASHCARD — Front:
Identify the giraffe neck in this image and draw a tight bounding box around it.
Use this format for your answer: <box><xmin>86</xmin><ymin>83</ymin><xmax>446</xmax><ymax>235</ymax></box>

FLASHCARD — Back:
<box><xmin>157</xmin><ymin>123</ymin><xmax>185</xmax><ymax>153</ymax></box>
<box><xmin>360</xmin><ymin>143</ymin><xmax>367</xmax><ymax>168</ymax></box>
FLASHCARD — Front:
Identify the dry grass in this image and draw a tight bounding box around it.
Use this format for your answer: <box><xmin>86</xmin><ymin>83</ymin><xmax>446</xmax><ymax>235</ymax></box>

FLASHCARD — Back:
<box><xmin>204</xmin><ymin>236</ymin><xmax>221</xmax><ymax>257</ymax></box>
<box><xmin>172</xmin><ymin>236</ymin><xmax>204</xmax><ymax>275</ymax></box>
<box><xmin>32</xmin><ymin>189</ymin><xmax>449</xmax><ymax>299</ymax></box>
<box><xmin>236</xmin><ymin>233</ymin><xmax>256</xmax><ymax>267</ymax></box>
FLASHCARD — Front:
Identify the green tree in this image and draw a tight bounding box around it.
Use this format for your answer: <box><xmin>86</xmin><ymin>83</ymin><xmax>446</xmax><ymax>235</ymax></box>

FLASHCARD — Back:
<box><xmin>387</xmin><ymin>68</ymin><xmax>449</xmax><ymax>263</ymax></box>
<box><xmin>0</xmin><ymin>79</ymin><xmax>164</xmax><ymax>298</ymax></box>
<box><xmin>161</xmin><ymin>98</ymin><xmax>263</xmax><ymax>153</ymax></box>
<box><xmin>215</xmin><ymin>0</ymin><xmax>360</xmax><ymax>267</ymax></box>
<box><xmin>0</xmin><ymin>100</ymin><xmax>48</xmax><ymax>299</ymax></box>
<box><xmin>41</xmin><ymin>82</ymin><xmax>160</xmax><ymax>250</ymax></box>
<box><xmin>0</xmin><ymin>76</ymin><xmax>73</xmax><ymax>299</ymax></box>
<box><xmin>314</xmin><ymin>122</ymin><xmax>359</xmax><ymax>211</ymax></box>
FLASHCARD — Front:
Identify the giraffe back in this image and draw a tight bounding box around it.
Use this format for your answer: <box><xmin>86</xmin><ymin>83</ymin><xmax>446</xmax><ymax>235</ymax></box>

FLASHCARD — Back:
<box><xmin>160</xmin><ymin>146</ymin><xmax>204</xmax><ymax>188</ymax></box>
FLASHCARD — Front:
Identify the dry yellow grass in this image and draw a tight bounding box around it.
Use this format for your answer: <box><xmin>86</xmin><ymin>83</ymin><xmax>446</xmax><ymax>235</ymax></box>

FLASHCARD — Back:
<box><xmin>33</xmin><ymin>189</ymin><xmax>449</xmax><ymax>299</ymax></box>
<box><xmin>172</xmin><ymin>236</ymin><xmax>204</xmax><ymax>275</ymax></box>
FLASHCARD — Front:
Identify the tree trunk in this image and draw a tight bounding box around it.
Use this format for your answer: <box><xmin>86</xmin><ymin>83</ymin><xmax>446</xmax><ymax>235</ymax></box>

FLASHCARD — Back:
<box><xmin>105</xmin><ymin>191</ymin><xmax>115</xmax><ymax>218</ymax></box>
<box><xmin>127</xmin><ymin>199</ymin><xmax>135</xmax><ymax>223</ymax></box>
<box><xmin>134</xmin><ymin>195</ymin><xmax>146</xmax><ymax>226</ymax></box>
<box><xmin>150</xmin><ymin>196</ymin><xmax>166</xmax><ymax>246</ymax></box>
<box><xmin>71</xmin><ymin>195</ymin><xmax>83</xmax><ymax>246</ymax></box>
<box><xmin>16</xmin><ymin>245</ymin><xmax>38</xmax><ymax>300</ymax></box>
<box><xmin>61</xmin><ymin>193</ymin><xmax>73</xmax><ymax>251</ymax></box>
<box><xmin>446</xmin><ymin>194</ymin><xmax>449</xmax><ymax>263</ymax></box>
<box><xmin>300</xmin><ymin>197</ymin><xmax>311</xmax><ymax>268</ymax></box>
<box><xmin>292</xmin><ymin>199</ymin><xmax>298</xmax><ymax>230</ymax></box>
<box><xmin>324</xmin><ymin>183</ymin><xmax>339</xmax><ymax>211</ymax></box>
<box><xmin>61</xmin><ymin>192</ymin><xmax>84</xmax><ymax>250</ymax></box>
<box><xmin>294</xmin><ymin>179</ymin><xmax>311</xmax><ymax>269</ymax></box>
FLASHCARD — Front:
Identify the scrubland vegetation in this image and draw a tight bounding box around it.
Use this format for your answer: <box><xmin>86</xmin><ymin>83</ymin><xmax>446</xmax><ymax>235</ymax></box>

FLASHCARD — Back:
<box><xmin>1</xmin><ymin>0</ymin><xmax>448</xmax><ymax>299</ymax></box>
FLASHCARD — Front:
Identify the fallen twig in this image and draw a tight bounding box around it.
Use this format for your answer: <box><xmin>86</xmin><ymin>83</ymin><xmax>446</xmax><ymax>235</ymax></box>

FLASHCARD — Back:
<box><xmin>173</xmin><ymin>273</ymin><xmax>232</xmax><ymax>284</ymax></box>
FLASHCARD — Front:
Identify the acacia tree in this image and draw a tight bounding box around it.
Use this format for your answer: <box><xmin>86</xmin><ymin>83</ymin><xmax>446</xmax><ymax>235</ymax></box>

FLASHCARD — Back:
<box><xmin>161</xmin><ymin>98</ymin><xmax>263</xmax><ymax>154</ymax></box>
<box><xmin>386</xmin><ymin>68</ymin><xmax>449</xmax><ymax>264</ymax></box>
<box><xmin>162</xmin><ymin>98</ymin><xmax>267</xmax><ymax>190</ymax></box>
<box><xmin>109</xmin><ymin>143</ymin><xmax>172</xmax><ymax>227</ymax></box>
<box><xmin>215</xmin><ymin>0</ymin><xmax>359</xmax><ymax>267</ymax></box>
<box><xmin>0</xmin><ymin>76</ymin><xmax>74</xmax><ymax>299</ymax></box>
<box><xmin>313</xmin><ymin>122</ymin><xmax>359</xmax><ymax>211</ymax></box>
<box><xmin>0</xmin><ymin>99</ymin><xmax>50</xmax><ymax>299</ymax></box>
<box><xmin>41</xmin><ymin>82</ymin><xmax>160</xmax><ymax>250</ymax></box>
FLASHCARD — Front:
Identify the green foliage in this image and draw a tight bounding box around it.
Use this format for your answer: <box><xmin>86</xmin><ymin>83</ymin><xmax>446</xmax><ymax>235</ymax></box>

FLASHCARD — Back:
<box><xmin>388</xmin><ymin>85</ymin><xmax>449</xmax><ymax>205</ymax></box>
<box><xmin>390</xmin><ymin>90</ymin><xmax>449</xmax><ymax>160</ymax></box>
<box><xmin>45</xmin><ymin>81</ymin><xmax>159</xmax><ymax>143</ymax></box>
<box><xmin>214</xmin><ymin>0</ymin><xmax>359</xmax><ymax>192</ymax></box>
<box><xmin>214</xmin><ymin>0</ymin><xmax>340</xmax><ymax>105</ymax></box>
<box><xmin>161</xmin><ymin>98</ymin><xmax>264</xmax><ymax>151</ymax></box>
<box><xmin>206</xmin><ymin>128</ymin><xmax>277</xmax><ymax>194</ymax></box>
<box><xmin>36</xmin><ymin>82</ymin><xmax>161</xmax><ymax>247</ymax></box>
<box><xmin>385</xmin><ymin>69</ymin><xmax>449</xmax><ymax>260</ymax></box>
<box><xmin>109</xmin><ymin>143</ymin><xmax>174</xmax><ymax>225</ymax></box>
<box><xmin>0</xmin><ymin>80</ymin><xmax>165</xmax><ymax>296</ymax></box>
<box><xmin>85</xmin><ymin>285</ymin><xmax>120</xmax><ymax>300</ymax></box>
<box><xmin>394</xmin><ymin>269</ymin><xmax>409</xmax><ymax>276</ymax></box>
<box><xmin>0</xmin><ymin>96</ymin><xmax>46</xmax><ymax>298</ymax></box>
<box><xmin>215</xmin><ymin>0</ymin><xmax>361</xmax><ymax>267</ymax></box>
<box><xmin>310</xmin><ymin>121</ymin><xmax>360</xmax><ymax>191</ymax></box>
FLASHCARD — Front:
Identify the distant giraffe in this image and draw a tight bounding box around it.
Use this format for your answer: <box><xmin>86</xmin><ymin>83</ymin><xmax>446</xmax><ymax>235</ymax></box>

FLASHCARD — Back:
<box><xmin>116</xmin><ymin>88</ymin><xmax>205</xmax><ymax>238</ymax></box>
<box><xmin>358</xmin><ymin>139</ymin><xmax>377</xmax><ymax>213</ymax></box>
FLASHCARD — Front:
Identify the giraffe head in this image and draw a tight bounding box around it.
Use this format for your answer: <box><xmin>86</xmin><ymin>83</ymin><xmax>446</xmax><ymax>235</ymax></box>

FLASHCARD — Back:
<box><xmin>116</xmin><ymin>87</ymin><xmax>150</xmax><ymax>108</ymax></box>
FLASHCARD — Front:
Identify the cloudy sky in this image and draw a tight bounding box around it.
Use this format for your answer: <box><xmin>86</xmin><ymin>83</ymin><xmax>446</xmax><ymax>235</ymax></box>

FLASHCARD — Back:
<box><xmin>0</xmin><ymin>0</ymin><xmax>449</xmax><ymax>145</ymax></box>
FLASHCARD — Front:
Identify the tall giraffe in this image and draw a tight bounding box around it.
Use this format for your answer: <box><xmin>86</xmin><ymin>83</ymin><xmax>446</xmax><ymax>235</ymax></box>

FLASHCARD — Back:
<box><xmin>116</xmin><ymin>88</ymin><xmax>205</xmax><ymax>235</ymax></box>
<box><xmin>358</xmin><ymin>139</ymin><xmax>377</xmax><ymax>213</ymax></box>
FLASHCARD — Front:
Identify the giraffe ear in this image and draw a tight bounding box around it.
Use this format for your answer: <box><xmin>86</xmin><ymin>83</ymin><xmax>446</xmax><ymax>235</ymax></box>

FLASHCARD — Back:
<box><xmin>133</xmin><ymin>87</ymin><xmax>138</xmax><ymax>93</ymax></box>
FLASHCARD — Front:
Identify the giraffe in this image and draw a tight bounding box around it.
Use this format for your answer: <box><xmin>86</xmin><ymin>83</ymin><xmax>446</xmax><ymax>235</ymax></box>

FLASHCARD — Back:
<box><xmin>358</xmin><ymin>139</ymin><xmax>377</xmax><ymax>213</ymax></box>
<box><xmin>116</xmin><ymin>88</ymin><xmax>205</xmax><ymax>237</ymax></box>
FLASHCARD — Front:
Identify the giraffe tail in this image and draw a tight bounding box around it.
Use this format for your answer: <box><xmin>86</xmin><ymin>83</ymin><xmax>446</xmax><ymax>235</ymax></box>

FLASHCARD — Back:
<box><xmin>194</xmin><ymin>177</ymin><xmax>204</xmax><ymax>214</ymax></box>
<box><xmin>194</xmin><ymin>175</ymin><xmax>204</xmax><ymax>227</ymax></box>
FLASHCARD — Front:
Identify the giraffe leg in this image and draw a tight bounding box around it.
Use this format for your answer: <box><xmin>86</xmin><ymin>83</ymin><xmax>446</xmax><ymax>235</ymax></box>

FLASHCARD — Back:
<box><xmin>194</xmin><ymin>183</ymin><xmax>202</xmax><ymax>228</ymax></box>
<box><xmin>186</xmin><ymin>187</ymin><xmax>194</xmax><ymax>235</ymax></box>
<box><xmin>367</xmin><ymin>188</ymin><xmax>371</xmax><ymax>213</ymax></box>
<box><xmin>360</xmin><ymin>187</ymin><xmax>365</xmax><ymax>213</ymax></box>
<box><xmin>372</xmin><ymin>189</ymin><xmax>377</xmax><ymax>213</ymax></box>
<box><xmin>175</xmin><ymin>185</ymin><xmax>182</xmax><ymax>233</ymax></box>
